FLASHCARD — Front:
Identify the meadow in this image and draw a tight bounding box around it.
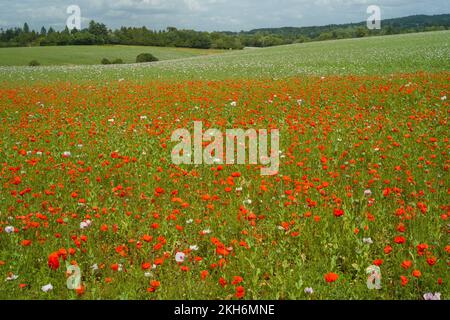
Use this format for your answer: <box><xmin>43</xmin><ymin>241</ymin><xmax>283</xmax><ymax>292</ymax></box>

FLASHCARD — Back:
<box><xmin>0</xmin><ymin>45</ymin><xmax>224</xmax><ymax>66</ymax></box>
<box><xmin>0</xmin><ymin>31</ymin><xmax>449</xmax><ymax>300</ymax></box>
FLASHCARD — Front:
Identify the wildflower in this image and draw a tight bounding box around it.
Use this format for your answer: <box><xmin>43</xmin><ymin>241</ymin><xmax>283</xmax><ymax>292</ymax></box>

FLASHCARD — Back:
<box><xmin>41</xmin><ymin>284</ymin><xmax>53</xmax><ymax>292</ymax></box>
<box><xmin>230</xmin><ymin>101</ymin><xmax>237</xmax><ymax>107</ymax></box>
<box><xmin>384</xmin><ymin>245</ymin><xmax>392</xmax><ymax>254</ymax></box>
<box><xmin>21</xmin><ymin>240</ymin><xmax>32</xmax><ymax>246</ymax></box>
<box><xmin>324</xmin><ymin>272</ymin><xmax>339</xmax><ymax>283</ymax></box>
<box><xmin>142</xmin><ymin>262</ymin><xmax>152</xmax><ymax>270</ymax></box>
<box><xmin>200</xmin><ymin>270</ymin><xmax>209</xmax><ymax>280</ymax></box>
<box><xmin>175</xmin><ymin>252</ymin><xmax>186</xmax><ymax>263</ymax></box>
<box><xmin>423</xmin><ymin>292</ymin><xmax>441</xmax><ymax>300</ymax></box>
<box><xmin>363</xmin><ymin>237</ymin><xmax>373</xmax><ymax>244</ymax></box>
<box><xmin>189</xmin><ymin>245</ymin><xmax>199</xmax><ymax>251</ymax></box>
<box><xmin>235</xmin><ymin>286</ymin><xmax>245</xmax><ymax>299</ymax></box>
<box><xmin>373</xmin><ymin>259</ymin><xmax>383</xmax><ymax>266</ymax></box>
<box><xmin>333</xmin><ymin>208</ymin><xmax>344</xmax><ymax>217</ymax></box>
<box><xmin>401</xmin><ymin>260</ymin><xmax>412</xmax><ymax>269</ymax></box>
<box><xmin>62</xmin><ymin>151</ymin><xmax>71</xmax><ymax>158</ymax></box>
<box><xmin>304</xmin><ymin>287</ymin><xmax>314</xmax><ymax>294</ymax></box>
<box><xmin>400</xmin><ymin>275</ymin><xmax>409</xmax><ymax>286</ymax></box>
<box><xmin>79</xmin><ymin>220</ymin><xmax>92</xmax><ymax>229</ymax></box>
<box><xmin>5</xmin><ymin>273</ymin><xmax>19</xmax><ymax>281</ymax></box>
<box><xmin>147</xmin><ymin>280</ymin><xmax>160</xmax><ymax>292</ymax></box>
<box><xmin>416</xmin><ymin>243</ymin><xmax>428</xmax><ymax>256</ymax></box>
<box><xmin>231</xmin><ymin>276</ymin><xmax>243</xmax><ymax>285</ymax></box>
<box><xmin>219</xmin><ymin>277</ymin><xmax>227</xmax><ymax>288</ymax></box>
<box><xmin>364</xmin><ymin>189</ymin><xmax>372</xmax><ymax>197</ymax></box>
<box><xmin>4</xmin><ymin>226</ymin><xmax>14</xmax><ymax>234</ymax></box>
<box><xmin>142</xmin><ymin>235</ymin><xmax>153</xmax><ymax>242</ymax></box>
<box><xmin>111</xmin><ymin>263</ymin><xmax>122</xmax><ymax>271</ymax></box>
<box><xmin>412</xmin><ymin>270</ymin><xmax>422</xmax><ymax>278</ymax></box>
<box><xmin>48</xmin><ymin>252</ymin><xmax>60</xmax><ymax>270</ymax></box>
<box><xmin>201</xmin><ymin>229</ymin><xmax>212</xmax><ymax>235</ymax></box>
<box><xmin>426</xmin><ymin>256</ymin><xmax>437</xmax><ymax>266</ymax></box>
<box><xmin>394</xmin><ymin>236</ymin><xmax>405</xmax><ymax>244</ymax></box>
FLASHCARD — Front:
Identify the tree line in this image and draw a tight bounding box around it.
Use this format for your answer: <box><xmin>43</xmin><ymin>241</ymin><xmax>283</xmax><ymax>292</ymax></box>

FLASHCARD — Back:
<box><xmin>0</xmin><ymin>14</ymin><xmax>448</xmax><ymax>49</ymax></box>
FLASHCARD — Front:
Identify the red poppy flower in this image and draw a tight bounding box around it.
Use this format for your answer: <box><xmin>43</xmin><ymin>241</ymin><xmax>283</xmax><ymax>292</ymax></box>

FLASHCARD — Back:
<box><xmin>394</xmin><ymin>236</ymin><xmax>405</xmax><ymax>244</ymax></box>
<box><xmin>48</xmin><ymin>252</ymin><xmax>60</xmax><ymax>270</ymax></box>
<box><xmin>219</xmin><ymin>277</ymin><xmax>227</xmax><ymax>288</ymax></box>
<box><xmin>231</xmin><ymin>276</ymin><xmax>243</xmax><ymax>285</ymax></box>
<box><xmin>200</xmin><ymin>270</ymin><xmax>209</xmax><ymax>280</ymax></box>
<box><xmin>324</xmin><ymin>272</ymin><xmax>339</xmax><ymax>283</ymax></box>
<box><xmin>400</xmin><ymin>276</ymin><xmax>409</xmax><ymax>286</ymax></box>
<box><xmin>384</xmin><ymin>245</ymin><xmax>392</xmax><ymax>254</ymax></box>
<box><xmin>412</xmin><ymin>270</ymin><xmax>422</xmax><ymax>278</ymax></box>
<box><xmin>333</xmin><ymin>208</ymin><xmax>344</xmax><ymax>217</ymax></box>
<box><xmin>401</xmin><ymin>260</ymin><xmax>412</xmax><ymax>269</ymax></box>
<box><xmin>373</xmin><ymin>259</ymin><xmax>383</xmax><ymax>266</ymax></box>
<box><xmin>235</xmin><ymin>286</ymin><xmax>245</xmax><ymax>299</ymax></box>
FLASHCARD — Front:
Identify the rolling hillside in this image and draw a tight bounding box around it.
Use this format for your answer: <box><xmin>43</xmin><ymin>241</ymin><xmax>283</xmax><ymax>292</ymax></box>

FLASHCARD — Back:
<box><xmin>0</xmin><ymin>45</ymin><xmax>224</xmax><ymax>66</ymax></box>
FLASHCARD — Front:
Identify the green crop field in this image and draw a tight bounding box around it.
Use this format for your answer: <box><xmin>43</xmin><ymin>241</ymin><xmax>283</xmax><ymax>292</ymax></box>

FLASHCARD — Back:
<box><xmin>0</xmin><ymin>45</ymin><xmax>224</xmax><ymax>66</ymax></box>
<box><xmin>0</xmin><ymin>31</ymin><xmax>449</xmax><ymax>300</ymax></box>
<box><xmin>0</xmin><ymin>31</ymin><xmax>449</xmax><ymax>84</ymax></box>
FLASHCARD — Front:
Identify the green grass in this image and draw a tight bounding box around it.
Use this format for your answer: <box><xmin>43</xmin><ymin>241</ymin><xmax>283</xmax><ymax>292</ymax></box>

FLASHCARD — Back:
<box><xmin>0</xmin><ymin>45</ymin><xmax>224</xmax><ymax>66</ymax></box>
<box><xmin>0</xmin><ymin>31</ymin><xmax>449</xmax><ymax>84</ymax></box>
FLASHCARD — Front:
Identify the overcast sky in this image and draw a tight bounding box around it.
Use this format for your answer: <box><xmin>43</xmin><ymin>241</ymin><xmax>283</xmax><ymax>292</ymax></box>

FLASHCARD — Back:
<box><xmin>0</xmin><ymin>0</ymin><xmax>448</xmax><ymax>32</ymax></box>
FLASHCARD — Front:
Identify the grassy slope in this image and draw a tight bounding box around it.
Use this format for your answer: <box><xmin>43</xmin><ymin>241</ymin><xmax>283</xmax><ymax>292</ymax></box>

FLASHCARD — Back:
<box><xmin>0</xmin><ymin>31</ymin><xmax>449</xmax><ymax>84</ymax></box>
<box><xmin>0</xmin><ymin>45</ymin><xmax>224</xmax><ymax>66</ymax></box>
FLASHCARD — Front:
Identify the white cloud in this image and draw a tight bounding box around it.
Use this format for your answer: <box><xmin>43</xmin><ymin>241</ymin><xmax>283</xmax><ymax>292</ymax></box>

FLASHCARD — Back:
<box><xmin>0</xmin><ymin>0</ymin><xmax>448</xmax><ymax>31</ymax></box>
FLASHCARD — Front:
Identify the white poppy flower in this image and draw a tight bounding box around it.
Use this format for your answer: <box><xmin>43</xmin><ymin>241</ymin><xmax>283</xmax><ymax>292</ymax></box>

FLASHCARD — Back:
<box><xmin>5</xmin><ymin>274</ymin><xmax>18</xmax><ymax>281</ymax></box>
<box><xmin>175</xmin><ymin>252</ymin><xmax>186</xmax><ymax>263</ymax></box>
<box><xmin>423</xmin><ymin>292</ymin><xmax>441</xmax><ymax>300</ymax></box>
<box><xmin>304</xmin><ymin>287</ymin><xmax>314</xmax><ymax>294</ymax></box>
<box><xmin>41</xmin><ymin>284</ymin><xmax>53</xmax><ymax>292</ymax></box>
<box><xmin>4</xmin><ymin>226</ymin><xmax>14</xmax><ymax>234</ymax></box>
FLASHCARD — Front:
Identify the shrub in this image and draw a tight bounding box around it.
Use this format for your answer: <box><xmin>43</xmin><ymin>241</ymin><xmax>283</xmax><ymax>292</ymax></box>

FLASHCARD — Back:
<box><xmin>28</xmin><ymin>60</ymin><xmax>40</xmax><ymax>66</ymax></box>
<box><xmin>112</xmin><ymin>58</ymin><xmax>124</xmax><ymax>64</ymax></box>
<box><xmin>101</xmin><ymin>58</ymin><xmax>111</xmax><ymax>65</ymax></box>
<box><xmin>136</xmin><ymin>53</ymin><xmax>158</xmax><ymax>63</ymax></box>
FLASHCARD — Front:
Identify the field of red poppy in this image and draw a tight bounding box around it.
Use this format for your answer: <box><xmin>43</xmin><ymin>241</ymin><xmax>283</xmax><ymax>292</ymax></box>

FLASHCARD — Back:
<box><xmin>0</xmin><ymin>33</ymin><xmax>449</xmax><ymax>300</ymax></box>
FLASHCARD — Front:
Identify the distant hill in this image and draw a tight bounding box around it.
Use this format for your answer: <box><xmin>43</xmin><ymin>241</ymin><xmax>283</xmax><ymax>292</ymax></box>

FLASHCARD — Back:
<box><xmin>1</xmin><ymin>14</ymin><xmax>449</xmax><ymax>49</ymax></box>
<box><xmin>218</xmin><ymin>14</ymin><xmax>450</xmax><ymax>47</ymax></box>
<box><xmin>245</xmin><ymin>14</ymin><xmax>450</xmax><ymax>36</ymax></box>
